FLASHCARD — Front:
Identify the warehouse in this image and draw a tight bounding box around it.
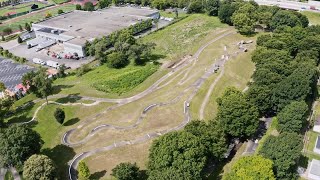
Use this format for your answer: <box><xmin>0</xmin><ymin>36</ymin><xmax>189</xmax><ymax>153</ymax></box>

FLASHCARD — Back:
<box><xmin>28</xmin><ymin>7</ymin><xmax>159</xmax><ymax>57</ymax></box>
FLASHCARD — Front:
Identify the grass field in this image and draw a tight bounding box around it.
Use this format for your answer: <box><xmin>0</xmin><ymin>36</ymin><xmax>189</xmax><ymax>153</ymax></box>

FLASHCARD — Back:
<box><xmin>301</xmin><ymin>11</ymin><xmax>320</xmax><ymax>25</ymax></box>
<box><xmin>0</xmin><ymin>4</ymin><xmax>75</xmax><ymax>33</ymax></box>
<box><xmin>0</xmin><ymin>2</ymin><xmax>48</xmax><ymax>16</ymax></box>
<box><xmin>142</xmin><ymin>14</ymin><xmax>228</xmax><ymax>62</ymax></box>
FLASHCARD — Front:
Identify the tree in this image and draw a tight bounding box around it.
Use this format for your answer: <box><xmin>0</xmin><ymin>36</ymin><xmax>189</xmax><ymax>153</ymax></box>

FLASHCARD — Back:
<box><xmin>231</xmin><ymin>12</ymin><xmax>255</xmax><ymax>35</ymax></box>
<box><xmin>98</xmin><ymin>0</ymin><xmax>110</xmax><ymax>9</ymax></box>
<box><xmin>148</xmin><ymin>131</ymin><xmax>206</xmax><ymax>179</ymax></box>
<box><xmin>206</xmin><ymin>0</ymin><xmax>219</xmax><ymax>16</ymax></box>
<box><xmin>0</xmin><ymin>82</ymin><xmax>13</xmax><ymax>127</ymax></box>
<box><xmin>18</xmin><ymin>24</ymin><xmax>23</xmax><ymax>31</ymax></box>
<box><xmin>83</xmin><ymin>2</ymin><xmax>94</xmax><ymax>11</ymax></box>
<box><xmin>216</xmin><ymin>87</ymin><xmax>259</xmax><ymax>139</ymax></box>
<box><xmin>54</xmin><ymin>108</ymin><xmax>65</xmax><ymax>124</ymax></box>
<box><xmin>57</xmin><ymin>64</ymin><xmax>67</xmax><ymax>78</ymax></box>
<box><xmin>107</xmin><ymin>52</ymin><xmax>128</xmax><ymax>69</ymax></box>
<box><xmin>270</xmin><ymin>10</ymin><xmax>301</xmax><ymax>30</ymax></box>
<box><xmin>246</xmin><ymin>84</ymin><xmax>272</xmax><ymax>116</ymax></box>
<box><xmin>78</xmin><ymin>161</ymin><xmax>90</xmax><ymax>180</ymax></box>
<box><xmin>218</xmin><ymin>1</ymin><xmax>242</xmax><ymax>25</ymax></box>
<box><xmin>0</xmin><ymin>125</ymin><xmax>43</xmax><ymax>168</ymax></box>
<box><xmin>184</xmin><ymin>120</ymin><xmax>227</xmax><ymax>160</ymax></box>
<box><xmin>224</xmin><ymin>155</ymin><xmax>275</xmax><ymax>180</ymax></box>
<box><xmin>187</xmin><ymin>0</ymin><xmax>203</xmax><ymax>14</ymax></box>
<box><xmin>25</xmin><ymin>23</ymin><xmax>31</xmax><ymax>32</ymax></box>
<box><xmin>57</xmin><ymin>9</ymin><xmax>64</xmax><ymax>14</ymax></box>
<box><xmin>259</xmin><ymin>133</ymin><xmax>302</xmax><ymax>179</ymax></box>
<box><xmin>111</xmin><ymin>162</ymin><xmax>140</xmax><ymax>180</ymax></box>
<box><xmin>17</xmin><ymin>36</ymin><xmax>22</xmax><ymax>43</ymax></box>
<box><xmin>277</xmin><ymin>101</ymin><xmax>308</xmax><ymax>133</ymax></box>
<box><xmin>2</xmin><ymin>27</ymin><xmax>12</xmax><ymax>35</ymax></box>
<box><xmin>22</xmin><ymin>67</ymin><xmax>53</xmax><ymax>104</ymax></box>
<box><xmin>23</xmin><ymin>154</ymin><xmax>57</xmax><ymax>180</ymax></box>
<box><xmin>76</xmin><ymin>4</ymin><xmax>82</xmax><ymax>10</ymax></box>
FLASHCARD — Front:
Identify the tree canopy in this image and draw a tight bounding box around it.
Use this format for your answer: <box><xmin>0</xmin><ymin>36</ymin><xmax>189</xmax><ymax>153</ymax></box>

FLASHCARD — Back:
<box><xmin>148</xmin><ymin>131</ymin><xmax>206</xmax><ymax>180</ymax></box>
<box><xmin>78</xmin><ymin>161</ymin><xmax>91</xmax><ymax>180</ymax></box>
<box><xmin>111</xmin><ymin>162</ymin><xmax>140</xmax><ymax>180</ymax></box>
<box><xmin>0</xmin><ymin>125</ymin><xmax>43</xmax><ymax>168</ymax></box>
<box><xmin>216</xmin><ymin>87</ymin><xmax>259</xmax><ymax>138</ymax></box>
<box><xmin>23</xmin><ymin>154</ymin><xmax>57</xmax><ymax>180</ymax></box>
<box><xmin>259</xmin><ymin>133</ymin><xmax>303</xmax><ymax>179</ymax></box>
<box><xmin>224</xmin><ymin>155</ymin><xmax>275</xmax><ymax>180</ymax></box>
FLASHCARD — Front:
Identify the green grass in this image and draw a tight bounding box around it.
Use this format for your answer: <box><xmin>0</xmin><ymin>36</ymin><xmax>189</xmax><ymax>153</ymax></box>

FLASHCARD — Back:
<box><xmin>0</xmin><ymin>2</ymin><xmax>48</xmax><ymax>16</ymax></box>
<box><xmin>255</xmin><ymin>117</ymin><xmax>279</xmax><ymax>154</ymax></box>
<box><xmin>4</xmin><ymin>171</ymin><xmax>14</xmax><ymax>180</ymax></box>
<box><xmin>54</xmin><ymin>63</ymin><xmax>159</xmax><ymax>98</ymax></box>
<box><xmin>141</xmin><ymin>14</ymin><xmax>227</xmax><ymax>61</ymax></box>
<box><xmin>301</xmin><ymin>11</ymin><xmax>320</xmax><ymax>25</ymax></box>
<box><xmin>160</xmin><ymin>10</ymin><xmax>188</xmax><ymax>18</ymax></box>
<box><xmin>93</xmin><ymin>64</ymin><xmax>158</xmax><ymax>95</ymax></box>
<box><xmin>51</xmin><ymin>0</ymin><xmax>69</xmax><ymax>4</ymax></box>
<box><xmin>0</xmin><ymin>4</ymin><xmax>75</xmax><ymax>33</ymax></box>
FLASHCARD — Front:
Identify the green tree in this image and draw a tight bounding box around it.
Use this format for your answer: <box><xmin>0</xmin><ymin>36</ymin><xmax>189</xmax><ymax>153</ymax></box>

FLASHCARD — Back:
<box><xmin>22</xmin><ymin>67</ymin><xmax>53</xmax><ymax>104</ymax></box>
<box><xmin>277</xmin><ymin>101</ymin><xmax>308</xmax><ymax>133</ymax></box>
<box><xmin>18</xmin><ymin>24</ymin><xmax>23</xmax><ymax>31</ymax></box>
<box><xmin>111</xmin><ymin>162</ymin><xmax>140</xmax><ymax>180</ymax></box>
<box><xmin>0</xmin><ymin>82</ymin><xmax>13</xmax><ymax>127</ymax></box>
<box><xmin>231</xmin><ymin>12</ymin><xmax>255</xmax><ymax>35</ymax></box>
<box><xmin>23</xmin><ymin>154</ymin><xmax>57</xmax><ymax>180</ymax></box>
<box><xmin>259</xmin><ymin>133</ymin><xmax>302</xmax><ymax>179</ymax></box>
<box><xmin>270</xmin><ymin>10</ymin><xmax>301</xmax><ymax>30</ymax></box>
<box><xmin>224</xmin><ymin>155</ymin><xmax>275</xmax><ymax>180</ymax></box>
<box><xmin>0</xmin><ymin>125</ymin><xmax>43</xmax><ymax>168</ymax></box>
<box><xmin>98</xmin><ymin>0</ymin><xmax>111</xmax><ymax>9</ymax></box>
<box><xmin>216</xmin><ymin>87</ymin><xmax>259</xmax><ymax>138</ymax></box>
<box><xmin>25</xmin><ymin>23</ymin><xmax>31</xmax><ymax>32</ymax></box>
<box><xmin>246</xmin><ymin>84</ymin><xmax>272</xmax><ymax>116</ymax></box>
<box><xmin>83</xmin><ymin>2</ymin><xmax>94</xmax><ymax>11</ymax></box>
<box><xmin>57</xmin><ymin>64</ymin><xmax>67</xmax><ymax>78</ymax></box>
<box><xmin>54</xmin><ymin>108</ymin><xmax>65</xmax><ymax>124</ymax></box>
<box><xmin>187</xmin><ymin>0</ymin><xmax>203</xmax><ymax>14</ymax></box>
<box><xmin>148</xmin><ymin>131</ymin><xmax>206</xmax><ymax>179</ymax></box>
<box><xmin>184</xmin><ymin>120</ymin><xmax>227</xmax><ymax>160</ymax></box>
<box><xmin>57</xmin><ymin>9</ymin><xmax>64</xmax><ymax>14</ymax></box>
<box><xmin>107</xmin><ymin>52</ymin><xmax>128</xmax><ymax>69</ymax></box>
<box><xmin>205</xmin><ymin>0</ymin><xmax>219</xmax><ymax>16</ymax></box>
<box><xmin>76</xmin><ymin>4</ymin><xmax>82</xmax><ymax>10</ymax></box>
<box><xmin>78</xmin><ymin>161</ymin><xmax>90</xmax><ymax>180</ymax></box>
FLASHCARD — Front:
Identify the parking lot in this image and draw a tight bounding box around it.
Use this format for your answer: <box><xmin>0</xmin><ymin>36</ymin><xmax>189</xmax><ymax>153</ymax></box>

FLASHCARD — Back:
<box><xmin>0</xmin><ymin>57</ymin><xmax>34</xmax><ymax>91</ymax></box>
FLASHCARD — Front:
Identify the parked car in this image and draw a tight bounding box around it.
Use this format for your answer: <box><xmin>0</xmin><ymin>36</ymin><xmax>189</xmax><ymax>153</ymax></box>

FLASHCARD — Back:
<box><xmin>32</xmin><ymin>58</ymin><xmax>46</xmax><ymax>65</ymax></box>
<box><xmin>46</xmin><ymin>60</ymin><xmax>60</xmax><ymax>69</ymax></box>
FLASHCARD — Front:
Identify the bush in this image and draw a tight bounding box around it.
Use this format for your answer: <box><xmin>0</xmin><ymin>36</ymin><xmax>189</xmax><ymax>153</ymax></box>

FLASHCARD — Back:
<box><xmin>54</xmin><ymin>108</ymin><xmax>65</xmax><ymax>124</ymax></box>
<box><xmin>76</xmin><ymin>4</ymin><xmax>82</xmax><ymax>10</ymax></box>
<box><xmin>76</xmin><ymin>64</ymin><xmax>91</xmax><ymax>77</ymax></box>
<box><xmin>45</xmin><ymin>13</ymin><xmax>52</xmax><ymax>18</ymax></box>
<box><xmin>78</xmin><ymin>161</ymin><xmax>90</xmax><ymax>180</ymax></box>
<box><xmin>83</xmin><ymin>2</ymin><xmax>94</xmax><ymax>11</ymax></box>
<box><xmin>58</xmin><ymin>9</ymin><xmax>64</xmax><ymax>14</ymax></box>
<box><xmin>107</xmin><ymin>52</ymin><xmax>129</xmax><ymax>69</ymax></box>
<box><xmin>2</xmin><ymin>27</ymin><xmax>12</xmax><ymax>35</ymax></box>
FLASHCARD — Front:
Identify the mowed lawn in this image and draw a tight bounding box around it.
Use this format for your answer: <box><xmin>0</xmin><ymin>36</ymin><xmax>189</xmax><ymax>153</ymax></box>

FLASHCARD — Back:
<box><xmin>0</xmin><ymin>4</ymin><xmax>75</xmax><ymax>32</ymax></box>
<box><xmin>301</xmin><ymin>11</ymin><xmax>320</xmax><ymax>25</ymax></box>
<box><xmin>0</xmin><ymin>2</ymin><xmax>48</xmax><ymax>16</ymax></box>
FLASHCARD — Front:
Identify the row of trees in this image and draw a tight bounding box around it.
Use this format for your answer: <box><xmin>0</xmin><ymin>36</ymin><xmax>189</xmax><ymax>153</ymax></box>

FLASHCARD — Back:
<box><xmin>85</xmin><ymin>21</ymin><xmax>155</xmax><ymax>69</ymax></box>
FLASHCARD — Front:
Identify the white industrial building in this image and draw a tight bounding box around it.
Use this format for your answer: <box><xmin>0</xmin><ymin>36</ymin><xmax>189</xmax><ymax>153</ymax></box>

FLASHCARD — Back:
<box><xmin>27</xmin><ymin>7</ymin><xmax>159</xmax><ymax>57</ymax></box>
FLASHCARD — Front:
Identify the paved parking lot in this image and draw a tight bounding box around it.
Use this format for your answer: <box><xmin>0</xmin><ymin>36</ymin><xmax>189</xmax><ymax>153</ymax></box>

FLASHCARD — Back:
<box><xmin>0</xmin><ymin>57</ymin><xmax>34</xmax><ymax>91</ymax></box>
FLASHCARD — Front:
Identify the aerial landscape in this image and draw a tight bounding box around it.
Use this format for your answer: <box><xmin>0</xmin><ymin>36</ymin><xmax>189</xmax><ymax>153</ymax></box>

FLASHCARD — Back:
<box><xmin>1</xmin><ymin>0</ymin><xmax>320</xmax><ymax>179</ymax></box>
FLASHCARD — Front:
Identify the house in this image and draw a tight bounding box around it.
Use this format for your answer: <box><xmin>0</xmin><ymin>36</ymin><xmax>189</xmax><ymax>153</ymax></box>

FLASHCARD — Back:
<box><xmin>308</xmin><ymin>159</ymin><xmax>320</xmax><ymax>180</ymax></box>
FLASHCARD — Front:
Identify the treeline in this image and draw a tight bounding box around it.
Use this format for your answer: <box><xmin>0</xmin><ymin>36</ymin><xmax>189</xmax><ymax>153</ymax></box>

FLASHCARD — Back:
<box><xmin>84</xmin><ymin>19</ymin><xmax>155</xmax><ymax>69</ymax></box>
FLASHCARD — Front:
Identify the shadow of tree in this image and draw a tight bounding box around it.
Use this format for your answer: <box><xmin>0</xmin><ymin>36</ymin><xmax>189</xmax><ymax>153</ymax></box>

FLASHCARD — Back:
<box><xmin>90</xmin><ymin>170</ymin><xmax>107</xmax><ymax>180</ymax></box>
<box><xmin>52</xmin><ymin>85</ymin><xmax>74</xmax><ymax>94</ymax></box>
<box><xmin>42</xmin><ymin>144</ymin><xmax>76</xmax><ymax>179</ymax></box>
<box><xmin>64</xmin><ymin>118</ymin><xmax>80</xmax><ymax>126</ymax></box>
<box><xmin>5</xmin><ymin>101</ymin><xmax>35</xmax><ymax>124</ymax></box>
<box><xmin>56</xmin><ymin>93</ymin><xmax>82</xmax><ymax>104</ymax></box>
<box><xmin>298</xmin><ymin>155</ymin><xmax>309</xmax><ymax>169</ymax></box>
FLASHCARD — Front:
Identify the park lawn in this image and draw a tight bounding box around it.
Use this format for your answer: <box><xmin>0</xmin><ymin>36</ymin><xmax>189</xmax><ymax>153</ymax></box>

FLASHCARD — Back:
<box><xmin>53</xmin><ymin>63</ymin><xmax>160</xmax><ymax>98</ymax></box>
<box><xmin>141</xmin><ymin>14</ymin><xmax>228</xmax><ymax>62</ymax></box>
<box><xmin>0</xmin><ymin>2</ymin><xmax>48</xmax><ymax>16</ymax></box>
<box><xmin>301</xmin><ymin>11</ymin><xmax>320</xmax><ymax>25</ymax></box>
<box><xmin>0</xmin><ymin>4</ymin><xmax>75</xmax><ymax>33</ymax></box>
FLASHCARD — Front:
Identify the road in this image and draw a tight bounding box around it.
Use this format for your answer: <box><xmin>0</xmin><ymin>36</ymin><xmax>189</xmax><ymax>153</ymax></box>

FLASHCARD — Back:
<box><xmin>253</xmin><ymin>0</ymin><xmax>320</xmax><ymax>12</ymax></box>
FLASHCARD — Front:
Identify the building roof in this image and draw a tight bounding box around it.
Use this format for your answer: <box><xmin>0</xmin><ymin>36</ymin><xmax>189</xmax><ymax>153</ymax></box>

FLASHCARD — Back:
<box><xmin>310</xmin><ymin>159</ymin><xmax>320</xmax><ymax>177</ymax></box>
<box><xmin>102</xmin><ymin>6</ymin><xmax>159</xmax><ymax>17</ymax></box>
<box><xmin>316</xmin><ymin>136</ymin><xmax>320</xmax><ymax>149</ymax></box>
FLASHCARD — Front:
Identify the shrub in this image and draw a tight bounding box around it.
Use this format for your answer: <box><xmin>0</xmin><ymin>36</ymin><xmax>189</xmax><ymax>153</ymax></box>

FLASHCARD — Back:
<box><xmin>54</xmin><ymin>108</ymin><xmax>65</xmax><ymax>124</ymax></box>
<box><xmin>76</xmin><ymin>4</ymin><xmax>82</xmax><ymax>10</ymax></box>
<box><xmin>76</xmin><ymin>64</ymin><xmax>91</xmax><ymax>77</ymax></box>
<box><xmin>2</xmin><ymin>27</ymin><xmax>12</xmax><ymax>35</ymax></box>
<box><xmin>58</xmin><ymin>9</ymin><xmax>64</xmax><ymax>14</ymax></box>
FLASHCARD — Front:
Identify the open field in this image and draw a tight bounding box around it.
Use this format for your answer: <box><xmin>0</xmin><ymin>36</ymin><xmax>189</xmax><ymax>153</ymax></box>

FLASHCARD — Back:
<box><xmin>0</xmin><ymin>2</ymin><xmax>48</xmax><ymax>16</ymax></box>
<box><xmin>0</xmin><ymin>4</ymin><xmax>75</xmax><ymax>33</ymax></box>
<box><xmin>301</xmin><ymin>11</ymin><xmax>320</xmax><ymax>25</ymax></box>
